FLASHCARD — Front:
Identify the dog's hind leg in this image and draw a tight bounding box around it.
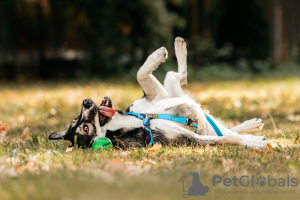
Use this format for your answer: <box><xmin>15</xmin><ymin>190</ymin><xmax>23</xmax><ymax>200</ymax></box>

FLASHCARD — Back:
<box><xmin>152</xmin><ymin>120</ymin><xmax>267</xmax><ymax>149</ymax></box>
<box><xmin>137</xmin><ymin>47</ymin><xmax>169</xmax><ymax>100</ymax></box>
<box><xmin>230</xmin><ymin>118</ymin><xmax>264</xmax><ymax>133</ymax></box>
<box><xmin>164</xmin><ymin>37</ymin><xmax>188</xmax><ymax>98</ymax></box>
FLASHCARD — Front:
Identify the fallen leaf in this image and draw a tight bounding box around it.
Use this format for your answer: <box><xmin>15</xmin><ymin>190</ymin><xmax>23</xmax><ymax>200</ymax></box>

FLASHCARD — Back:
<box><xmin>267</xmin><ymin>143</ymin><xmax>273</xmax><ymax>149</ymax></box>
<box><xmin>275</xmin><ymin>129</ymin><xmax>283</xmax><ymax>136</ymax></box>
<box><xmin>65</xmin><ymin>147</ymin><xmax>73</xmax><ymax>153</ymax></box>
<box><xmin>21</xmin><ymin>127</ymin><xmax>30</xmax><ymax>140</ymax></box>
<box><xmin>0</xmin><ymin>121</ymin><xmax>9</xmax><ymax>143</ymax></box>
<box><xmin>36</xmin><ymin>152</ymin><xmax>43</xmax><ymax>158</ymax></box>
<box><xmin>250</xmin><ymin>150</ymin><xmax>261</xmax><ymax>155</ymax></box>
<box><xmin>62</xmin><ymin>141</ymin><xmax>72</xmax><ymax>146</ymax></box>
<box><xmin>144</xmin><ymin>159</ymin><xmax>156</xmax><ymax>165</ymax></box>
<box><xmin>261</xmin><ymin>143</ymin><xmax>273</xmax><ymax>153</ymax></box>
<box><xmin>148</xmin><ymin>143</ymin><xmax>162</xmax><ymax>152</ymax></box>
<box><xmin>15</xmin><ymin>165</ymin><xmax>26</xmax><ymax>173</ymax></box>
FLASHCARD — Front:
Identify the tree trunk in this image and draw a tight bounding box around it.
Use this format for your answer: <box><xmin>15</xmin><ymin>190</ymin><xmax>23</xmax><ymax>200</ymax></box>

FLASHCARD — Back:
<box><xmin>273</xmin><ymin>0</ymin><xmax>282</xmax><ymax>61</ymax></box>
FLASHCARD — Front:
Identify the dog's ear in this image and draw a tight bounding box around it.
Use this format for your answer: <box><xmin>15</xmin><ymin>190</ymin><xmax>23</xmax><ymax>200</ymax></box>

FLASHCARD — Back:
<box><xmin>49</xmin><ymin>130</ymin><xmax>67</xmax><ymax>140</ymax></box>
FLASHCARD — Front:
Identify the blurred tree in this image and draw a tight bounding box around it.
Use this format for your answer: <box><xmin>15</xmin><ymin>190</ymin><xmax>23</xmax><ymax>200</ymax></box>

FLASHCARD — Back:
<box><xmin>69</xmin><ymin>0</ymin><xmax>183</xmax><ymax>76</ymax></box>
<box><xmin>0</xmin><ymin>0</ymin><xmax>184</xmax><ymax>79</ymax></box>
<box><xmin>2</xmin><ymin>0</ymin><xmax>296</xmax><ymax>80</ymax></box>
<box><xmin>212</xmin><ymin>0</ymin><xmax>271</xmax><ymax>68</ymax></box>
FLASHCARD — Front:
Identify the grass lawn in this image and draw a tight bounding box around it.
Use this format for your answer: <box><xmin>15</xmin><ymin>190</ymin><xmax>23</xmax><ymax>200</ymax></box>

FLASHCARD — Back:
<box><xmin>0</xmin><ymin>78</ymin><xmax>300</xmax><ymax>200</ymax></box>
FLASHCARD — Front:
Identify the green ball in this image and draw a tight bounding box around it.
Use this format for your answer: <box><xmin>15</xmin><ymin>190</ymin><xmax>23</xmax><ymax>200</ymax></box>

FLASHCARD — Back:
<box><xmin>92</xmin><ymin>137</ymin><xmax>113</xmax><ymax>151</ymax></box>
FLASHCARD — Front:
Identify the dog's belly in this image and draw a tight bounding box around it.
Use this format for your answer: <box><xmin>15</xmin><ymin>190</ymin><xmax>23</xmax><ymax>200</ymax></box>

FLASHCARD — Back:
<box><xmin>130</xmin><ymin>96</ymin><xmax>200</xmax><ymax>117</ymax></box>
<box><xmin>128</xmin><ymin>96</ymin><xmax>208</xmax><ymax>135</ymax></box>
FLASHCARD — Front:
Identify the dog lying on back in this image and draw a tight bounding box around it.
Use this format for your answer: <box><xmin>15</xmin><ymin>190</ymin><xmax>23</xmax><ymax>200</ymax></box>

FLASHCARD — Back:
<box><xmin>49</xmin><ymin>37</ymin><xmax>268</xmax><ymax>149</ymax></box>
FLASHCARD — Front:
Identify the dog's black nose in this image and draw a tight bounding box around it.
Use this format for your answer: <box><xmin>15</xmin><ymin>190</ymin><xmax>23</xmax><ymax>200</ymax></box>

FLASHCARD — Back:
<box><xmin>83</xmin><ymin>99</ymin><xmax>92</xmax><ymax>108</ymax></box>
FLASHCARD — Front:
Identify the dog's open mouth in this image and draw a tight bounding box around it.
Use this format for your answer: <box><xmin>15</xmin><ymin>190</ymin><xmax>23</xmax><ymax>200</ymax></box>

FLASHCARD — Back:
<box><xmin>99</xmin><ymin>97</ymin><xmax>115</xmax><ymax>126</ymax></box>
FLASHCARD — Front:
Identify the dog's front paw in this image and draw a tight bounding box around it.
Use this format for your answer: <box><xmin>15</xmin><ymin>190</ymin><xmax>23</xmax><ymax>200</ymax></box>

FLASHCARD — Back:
<box><xmin>239</xmin><ymin>135</ymin><xmax>268</xmax><ymax>149</ymax></box>
<box><xmin>240</xmin><ymin>118</ymin><xmax>264</xmax><ymax>133</ymax></box>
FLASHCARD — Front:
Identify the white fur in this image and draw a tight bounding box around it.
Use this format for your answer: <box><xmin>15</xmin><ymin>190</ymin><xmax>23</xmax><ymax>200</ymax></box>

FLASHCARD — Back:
<box><xmin>107</xmin><ymin>37</ymin><xmax>267</xmax><ymax>149</ymax></box>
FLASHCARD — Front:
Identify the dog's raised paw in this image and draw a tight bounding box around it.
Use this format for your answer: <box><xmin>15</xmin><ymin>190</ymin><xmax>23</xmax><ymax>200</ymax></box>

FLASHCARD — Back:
<box><xmin>174</xmin><ymin>37</ymin><xmax>187</xmax><ymax>62</ymax></box>
<box><xmin>150</xmin><ymin>47</ymin><xmax>168</xmax><ymax>63</ymax></box>
<box><xmin>237</xmin><ymin>118</ymin><xmax>264</xmax><ymax>133</ymax></box>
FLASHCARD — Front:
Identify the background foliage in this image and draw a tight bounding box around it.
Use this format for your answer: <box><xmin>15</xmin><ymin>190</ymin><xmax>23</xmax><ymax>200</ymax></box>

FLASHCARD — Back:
<box><xmin>1</xmin><ymin>0</ymin><xmax>296</xmax><ymax>80</ymax></box>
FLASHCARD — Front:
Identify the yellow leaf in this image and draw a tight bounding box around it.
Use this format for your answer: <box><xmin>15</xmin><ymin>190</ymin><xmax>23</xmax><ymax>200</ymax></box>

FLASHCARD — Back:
<box><xmin>261</xmin><ymin>143</ymin><xmax>273</xmax><ymax>153</ymax></box>
<box><xmin>267</xmin><ymin>143</ymin><xmax>272</xmax><ymax>149</ymax></box>
<box><xmin>21</xmin><ymin>127</ymin><xmax>30</xmax><ymax>140</ymax></box>
<box><xmin>148</xmin><ymin>143</ymin><xmax>162</xmax><ymax>152</ymax></box>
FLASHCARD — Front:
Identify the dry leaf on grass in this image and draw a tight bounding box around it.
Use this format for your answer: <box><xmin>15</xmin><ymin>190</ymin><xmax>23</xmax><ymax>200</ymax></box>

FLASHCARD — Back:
<box><xmin>62</xmin><ymin>141</ymin><xmax>72</xmax><ymax>146</ymax></box>
<box><xmin>15</xmin><ymin>165</ymin><xmax>26</xmax><ymax>173</ymax></box>
<box><xmin>250</xmin><ymin>150</ymin><xmax>261</xmax><ymax>155</ymax></box>
<box><xmin>0</xmin><ymin>121</ymin><xmax>9</xmax><ymax>143</ymax></box>
<box><xmin>275</xmin><ymin>129</ymin><xmax>283</xmax><ymax>136</ymax></box>
<box><xmin>267</xmin><ymin>143</ymin><xmax>273</xmax><ymax>149</ymax></box>
<box><xmin>261</xmin><ymin>143</ymin><xmax>273</xmax><ymax>153</ymax></box>
<box><xmin>21</xmin><ymin>127</ymin><xmax>30</xmax><ymax>140</ymax></box>
<box><xmin>143</xmin><ymin>159</ymin><xmax>156</xmax><ymax>165</ymax></box>
<box><xmin>65</xmin><ymin>147</ymin><xmax>73</xmax><ymax>153</ymax></box>
<box><xmin>148</xmin><ymin>143</ymin><xmax>162</xmax><ymax>152</ymax></box>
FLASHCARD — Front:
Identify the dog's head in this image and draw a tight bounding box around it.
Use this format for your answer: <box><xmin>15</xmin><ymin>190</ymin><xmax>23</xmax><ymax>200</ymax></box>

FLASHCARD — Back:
<box><xmin>48</xmin><ymin>97</ymin><xmax>115</xmax><ymax>148</ymax></box>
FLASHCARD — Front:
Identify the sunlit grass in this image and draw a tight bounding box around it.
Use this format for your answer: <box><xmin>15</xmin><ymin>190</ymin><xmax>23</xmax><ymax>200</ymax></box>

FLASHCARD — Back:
<box><xmin>0</xmin><ymin>78</ymin><xmax>300</xmax><ymax>200</ymax></box>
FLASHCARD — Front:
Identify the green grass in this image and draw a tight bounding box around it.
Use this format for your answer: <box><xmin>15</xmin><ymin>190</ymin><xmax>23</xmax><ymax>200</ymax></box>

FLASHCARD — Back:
<box><xmin>0</xmin><ymin>78</ymin><xmax>300</xmax><ymax>200</ymax></box>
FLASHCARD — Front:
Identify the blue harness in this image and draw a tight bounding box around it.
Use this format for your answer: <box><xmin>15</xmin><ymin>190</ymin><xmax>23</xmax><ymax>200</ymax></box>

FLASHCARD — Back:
<box><xmin>126</xmin><ymin>112</ymin><xmax>223</xmax><ymax>145</ymax></box>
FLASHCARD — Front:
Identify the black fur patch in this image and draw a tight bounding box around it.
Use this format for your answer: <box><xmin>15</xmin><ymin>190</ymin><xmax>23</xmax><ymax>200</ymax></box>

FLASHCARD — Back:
<box><xmin>106</xmin><ymin>128</ymin><xmax>145</xmax><ymax>149</ymax></box>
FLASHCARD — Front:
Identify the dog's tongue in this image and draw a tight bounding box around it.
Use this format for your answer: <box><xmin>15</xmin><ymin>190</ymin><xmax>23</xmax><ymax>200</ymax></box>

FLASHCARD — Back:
<box><xmin>99</xmin><ymin>97</ymin><xmax>115</xmax><ymax>121</ymax></box>
<box><xmin>99</xmin><ymin>106</ymin><xmax>115</xmax><ymax>118</ymax></box>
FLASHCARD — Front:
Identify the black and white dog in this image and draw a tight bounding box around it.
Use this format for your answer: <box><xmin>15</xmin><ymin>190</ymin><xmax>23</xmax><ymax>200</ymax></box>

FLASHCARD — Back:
<box><xmin>49</xmin><ymin>37</ymin><xmax>268</xmax><ymax>149</ymax></box>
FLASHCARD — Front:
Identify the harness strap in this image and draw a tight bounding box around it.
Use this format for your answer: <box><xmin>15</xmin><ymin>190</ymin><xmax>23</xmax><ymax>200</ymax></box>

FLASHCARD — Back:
<box><xmin>127</xmin><ymin>112</ymin><xmax>199</xmax><ymax>145</ymax></box>
<box><xmin>204</xmin><ymin>113</ymin><xmax>223</xmax><ymax>136</ymax></box>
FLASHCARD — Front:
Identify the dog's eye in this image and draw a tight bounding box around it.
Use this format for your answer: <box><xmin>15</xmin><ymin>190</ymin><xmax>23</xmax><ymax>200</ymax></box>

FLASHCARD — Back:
<box><xmin>83</xmin><ymin>125</ymin><xmax>89</xmax><ymax>133</ymax></box>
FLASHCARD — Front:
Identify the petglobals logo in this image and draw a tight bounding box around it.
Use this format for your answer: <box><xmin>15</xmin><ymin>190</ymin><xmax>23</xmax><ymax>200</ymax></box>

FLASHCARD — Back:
<box><xmin>179</xmin><ymin>173</ymin><xmax>298</xmax><ymax>198</ymax></box>
<box><xmin>179</xmin><ymin>171</ymin><xmax>210</xmax><ymax>198</ymax></box>
<box><xmin>213</xmin><ymin>175</ymin><xmax>298</xmax><ymax>187</ymax></box>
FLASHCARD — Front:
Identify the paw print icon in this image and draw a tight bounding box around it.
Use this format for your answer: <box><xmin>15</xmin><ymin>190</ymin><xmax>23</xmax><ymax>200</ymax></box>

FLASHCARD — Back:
<box><xmin>256</xmin><ymin>176</ymin><xmax>266</xmax><ymax>186</ymax></box>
